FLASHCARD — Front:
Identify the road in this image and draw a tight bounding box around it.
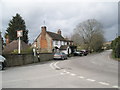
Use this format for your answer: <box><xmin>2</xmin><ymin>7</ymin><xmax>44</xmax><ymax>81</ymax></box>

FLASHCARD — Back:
<box><xmin>2</xmin><ymin>50</ymin><xmax>119</xmax><ymax>88</ymax></box>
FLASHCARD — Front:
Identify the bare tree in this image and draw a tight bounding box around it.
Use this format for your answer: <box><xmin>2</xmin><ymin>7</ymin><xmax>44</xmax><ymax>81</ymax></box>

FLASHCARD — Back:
<box><xmin>74</xmin><ymin>19</ymin><xmax>105</xmax><ymax>52</ymax></box>
<box><xmin>71</xmin><ymin>32</ymin><xmax>83</xmax><ymax>46</ymax></box>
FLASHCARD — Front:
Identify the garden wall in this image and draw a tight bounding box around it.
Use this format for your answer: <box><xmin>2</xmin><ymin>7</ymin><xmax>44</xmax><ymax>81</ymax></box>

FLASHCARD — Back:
<box><xmin>3</xmin><ymin>53</ymin><xmax>54</xmax><ymax>67</ymax></box>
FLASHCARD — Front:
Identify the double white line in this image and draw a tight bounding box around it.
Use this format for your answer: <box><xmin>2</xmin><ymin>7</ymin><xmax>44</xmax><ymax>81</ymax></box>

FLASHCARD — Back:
<box><xmin>50</xmin><ymin>61</ymin><xmax>118</xmax><ymax>88</ymax></box>
<box><xmin>50</xmin><ymin>61</ymin><xmax>61</xmax><ymax>70</ymax></box>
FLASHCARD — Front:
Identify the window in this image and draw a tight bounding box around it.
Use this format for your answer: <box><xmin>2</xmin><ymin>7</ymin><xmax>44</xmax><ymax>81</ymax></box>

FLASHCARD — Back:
<box><xmin>64</xmin><ymin>42</ymin><xmax>65</xmax><ymax>45</ymax></box>
<box><xmin>55</xmin><ymin>41</ymin><xmax>58</xmax><ymax>45</ymax></box>
<box><xmin>60</xmin><ymin>41</ymin><xmax>62</xmax><ymax>45</ymax></box>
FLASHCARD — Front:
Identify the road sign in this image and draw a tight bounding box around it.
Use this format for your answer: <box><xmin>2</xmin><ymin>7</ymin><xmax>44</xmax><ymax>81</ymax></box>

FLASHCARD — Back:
<box><xmin>17</xmin><ymin>30</ymin><xmax>23</xmax><ymax>54</ymax></box>
<box><xmin>17</xmin><ymin>30</ymin><xmax>23</xmax><ymax>37</ymax></box>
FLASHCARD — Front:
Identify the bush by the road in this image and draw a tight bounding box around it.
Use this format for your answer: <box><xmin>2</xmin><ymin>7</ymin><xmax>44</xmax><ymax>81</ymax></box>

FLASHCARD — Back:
<box><xmin>111</xmin><ymin>36</ymin><xmax>120</xmax><ymax>58</ymax></box>
<box><xmin>11</xmin><ymin>47</ymin><xmax>33</xmax><ymax>54</ymax></box>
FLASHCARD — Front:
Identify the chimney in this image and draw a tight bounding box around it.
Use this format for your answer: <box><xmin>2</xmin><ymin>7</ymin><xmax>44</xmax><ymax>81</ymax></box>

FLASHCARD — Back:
<box><xmin>57</xmin><ymin>29</ymin><xmax>61</xmax><ymax>35</ymax></box>
<box><xmin>41</xmin><ymin>26</ymin><xmax>46</xmax><ymax>35</ymax></box>
<box><xmin>6</xmin><ymin>35</ymin><xmax>10</xmax><ymax>44</ymax></box>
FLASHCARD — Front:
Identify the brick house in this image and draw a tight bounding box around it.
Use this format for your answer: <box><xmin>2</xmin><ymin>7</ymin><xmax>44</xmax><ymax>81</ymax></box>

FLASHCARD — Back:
<box><xmin>32</xmin><ymin>26</ymin><xmax>73</xmax><ymax>54</ymax></box>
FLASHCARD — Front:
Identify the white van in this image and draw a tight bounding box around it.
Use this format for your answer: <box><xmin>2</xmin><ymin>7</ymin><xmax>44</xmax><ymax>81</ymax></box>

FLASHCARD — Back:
<box><xmin>0</xmin><ymin>55</ymin><xmax>6</xmax><ymax>70</ymax></box>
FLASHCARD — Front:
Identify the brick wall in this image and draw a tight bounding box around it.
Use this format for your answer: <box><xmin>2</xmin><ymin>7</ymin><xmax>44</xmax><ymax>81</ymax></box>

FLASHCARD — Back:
<box><xmin>46</xmin><ymin>33</ymin><xmax>53</xmax><ymax>52</ymax></box>
<box><xmin>40</xmin><ymin>26</ymin><xmax>48</xmax><ymax>49</ymax></box>
<box><xmin>38</xmin><ymin>53</ymin><xmax>54</xmax><ymax>61</ymax></box>
<box><xmin>3</xmin><ymin>53</ymin><xmax>54</xmax><ymax>67</ymax></box>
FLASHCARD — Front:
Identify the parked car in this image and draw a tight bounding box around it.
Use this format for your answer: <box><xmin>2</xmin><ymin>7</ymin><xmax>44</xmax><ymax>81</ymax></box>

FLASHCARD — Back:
<box><xmin>0</xmin><ymin>55</ymin><xmax>6</xmax><ymax>70</ymax></box>
<box><xmin>54</xmin><ymin>52</ymin><xmax>67</xmax><ymax>60</ymax></box>
<box><xmin>80</xmin><ymin>50</ymin><xmax>89</xmax><ymax>56</ymax></box>
<box><xmin>73</xmin><ymin>51</ymin><xmax>83</xmax><ymax>56</ymax></box>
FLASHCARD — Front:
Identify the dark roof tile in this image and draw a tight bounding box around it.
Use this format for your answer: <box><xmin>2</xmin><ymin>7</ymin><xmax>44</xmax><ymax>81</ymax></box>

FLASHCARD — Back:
<box><xmin>47</xmin><ymin>31</ymin><xmax>65</xmax><ymax>41</ymax></box>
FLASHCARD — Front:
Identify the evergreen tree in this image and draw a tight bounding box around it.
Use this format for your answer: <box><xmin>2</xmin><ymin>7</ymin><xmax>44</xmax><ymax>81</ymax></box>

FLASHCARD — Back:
<box><xmin>5</xmin><ymin>13</ymin><xmax>28</xmax><ymax>43</ymax></box>
<box><xmin>111</xmin><ymin>36</ymin><xmax>120</xmax><ymax>58</ymax></box>
<box><xmin>114</xmin><ymin>41</ymin><xmax>120</xmax><ymax>58</ymax></box>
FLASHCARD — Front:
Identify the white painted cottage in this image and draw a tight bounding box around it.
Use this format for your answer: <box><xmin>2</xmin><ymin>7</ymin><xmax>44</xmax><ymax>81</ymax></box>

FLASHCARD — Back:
<box><xmin>32</xmin><ymin>26</ymin><xmax>73</xmax><ymax>54</ymax></box>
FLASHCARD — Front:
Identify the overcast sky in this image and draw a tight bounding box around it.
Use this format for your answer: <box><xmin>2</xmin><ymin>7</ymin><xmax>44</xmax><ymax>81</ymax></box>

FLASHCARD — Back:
<box><xmin>1</xmin><ymin>0</ymin><xmax>119</xmax><ymax>43</ymax></box>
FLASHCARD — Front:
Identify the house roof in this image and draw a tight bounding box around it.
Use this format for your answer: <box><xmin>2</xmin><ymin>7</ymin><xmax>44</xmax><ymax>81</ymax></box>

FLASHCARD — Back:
<box><xmin>32</xmin><ymin>29</ymin><xmax>73</xmax><ymax>46</ymax></box>
<box><xmin>60</xmin><ymin>45</ymin><xmax>69</xmax><ymax>50</ymax></box>
<box><xmin>3</xmin><ymin>40</ymin><xmax>30</xmax><ymax>54</ymax></box>
<box><xmin>47</xmin><ymin>31</ymin><xmax>65</xmax><ymax>41</ymax></box>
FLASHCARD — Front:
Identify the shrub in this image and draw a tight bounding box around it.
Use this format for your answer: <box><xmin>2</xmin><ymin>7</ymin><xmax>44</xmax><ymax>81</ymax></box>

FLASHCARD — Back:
<box><xmin>111</xmin><ymin>36</ymin><xmax>120</xmax><ymax>58</ymax></box>
<box><xmin>11</xmin><ymin>48</ymin><xmax>33</xmax><ymax>54</ymax></box>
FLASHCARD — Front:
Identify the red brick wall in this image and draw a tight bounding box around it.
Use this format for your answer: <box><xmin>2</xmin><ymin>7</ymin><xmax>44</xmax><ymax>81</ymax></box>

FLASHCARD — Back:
<box><xmin>40</xmin><ymin>26</ymin><xmax>48</xmax><ymax>49</ymax></box>
<box><xmin>40</xmin><ymin>36</ymin><xmax>48</xmax><ymax>49</ymax></box>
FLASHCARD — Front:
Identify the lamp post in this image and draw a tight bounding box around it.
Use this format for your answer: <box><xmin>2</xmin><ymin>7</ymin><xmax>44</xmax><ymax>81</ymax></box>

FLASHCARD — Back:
<box><xmin>17</xmin><ymin>30</ymin><xmax>23</xmax><ymax>54</ymax></box>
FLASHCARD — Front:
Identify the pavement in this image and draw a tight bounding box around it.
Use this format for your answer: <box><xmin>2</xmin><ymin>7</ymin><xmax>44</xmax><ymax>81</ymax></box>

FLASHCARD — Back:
<box><xmin>1</xmin><ymin>50</ymin><xmax>119</xmax><ymax>88</ymax></box>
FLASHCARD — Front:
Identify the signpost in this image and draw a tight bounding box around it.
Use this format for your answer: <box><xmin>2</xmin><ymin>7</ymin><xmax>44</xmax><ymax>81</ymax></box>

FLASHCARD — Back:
<box><xmin>17</xmin><ymin>30</ymin><xmax>23</xmax><ymax>54</ymax></box>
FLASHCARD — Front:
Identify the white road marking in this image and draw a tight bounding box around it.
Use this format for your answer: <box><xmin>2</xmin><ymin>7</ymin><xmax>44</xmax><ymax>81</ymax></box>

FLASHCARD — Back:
<box><xmin>50</xmin><ymin>62</ymin><xmax>116</xmax><ymax>88</ymax></box>
<box><xmin>50</xmin><ymin>62</ymin><xmax>55</xmax><ymax>70</ymax></box>
<box><xmin>63</xmin><ymin>70</ymin><xmax>67</xmax><ymax>72</ymax></box>
<box><xmin>91</xmin><ymin>61</ymin><xmax>96</xmax><ymax>64</ymax></box>
<box><xmin>98</xmin><ymin>82</ymin><xmax>110</xmax><ymax>86</ymax></box>
<box><xmin>86</xmin><ymin>79</ymin><xmax>96</xmax><ymax>82</ymax></box>
<box><xmin>70</xmin><ymin>73</ymin><xmax>76</xmax><ymax>76</ymax></box>
<box><xmin>60</xmin><ymin>72</ymin><xmax>65</xmax><ymax>75</ymax></box>
<box><xmin>66</xmin><ymin>72</ymin><xmax>70</xmax><ymax>74</ymax></box>
<box><xmin>54</xmin><ymin>62</ymin><xmax>61</xmax><ymax>69</ymax></box>
<box><xmin>78</xmin><ymin>76</ymin><xmax>85</xmax><ymax>79</ymax></box>
<box><xmin>112</xmin><ymin>86</ymin><xmax>118</xmax><ymax>88</ymax></box>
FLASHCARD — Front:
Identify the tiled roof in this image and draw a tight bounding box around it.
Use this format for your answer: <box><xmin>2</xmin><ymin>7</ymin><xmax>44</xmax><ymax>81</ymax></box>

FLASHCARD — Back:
<box><xmin>47</xmin><ymin>31</ymin><xmax>65</xmax><ymax>41</ymax></box>
<box><xmin>3</xmin><ymin>40</ymin><xmax>30</xmax><ymax>54</ymax></box>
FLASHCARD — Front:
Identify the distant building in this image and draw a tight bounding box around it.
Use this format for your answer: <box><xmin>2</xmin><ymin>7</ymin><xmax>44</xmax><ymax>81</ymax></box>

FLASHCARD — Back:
<box><xmin>103</xmin><ymin>41</ymin><xmax>112</xmax><ymax>50</ymax></box>
<box><xmin>0</xmin><ymin>32</ymin><xmax>2</xmax><ymax>55</ymax></box>
<box><xmin>32</xmin><ymin>26</ymin><xmax>73</xmax><ymax>54</ymax></box>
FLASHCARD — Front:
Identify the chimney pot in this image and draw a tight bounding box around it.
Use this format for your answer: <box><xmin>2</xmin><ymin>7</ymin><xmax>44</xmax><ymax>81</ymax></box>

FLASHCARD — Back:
<box><xmin>6</xmin><ymin>35</ymin><xmax>10</xmax><ymax>44</ymax></box>
<box><xmin>57</xmin><ymin>29</ymin><xmax>61</xmax><ymax>35</ymax></box>
<box><xmin>41</xmin><ymin>26</ymin><xmax>47</xmax><ymax>35</ymax></box>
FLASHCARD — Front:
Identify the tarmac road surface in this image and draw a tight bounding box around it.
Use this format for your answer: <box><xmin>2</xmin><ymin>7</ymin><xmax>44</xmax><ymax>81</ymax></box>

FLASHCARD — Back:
<box><xmin>2</xmin><ymin>50</ymin><xmax>119</xmax><ymax>88</ymax></box>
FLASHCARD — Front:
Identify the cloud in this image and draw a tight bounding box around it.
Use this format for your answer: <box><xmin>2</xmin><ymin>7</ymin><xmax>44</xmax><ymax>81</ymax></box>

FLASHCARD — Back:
<box><xmin>1</xmin><ymin>1</ymin><xmax>118</xmax><ymax>43</ymax></box>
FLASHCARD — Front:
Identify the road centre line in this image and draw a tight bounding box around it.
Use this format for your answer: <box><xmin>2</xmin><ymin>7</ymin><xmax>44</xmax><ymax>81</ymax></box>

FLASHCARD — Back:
<box><xmin>98</xmin><ymin>82</ymin><xmax>110</xmax><ymax>86</ymax></box>
<box><xmin>50</xmin><ymin>61</ymin><xmax>117</xmax><ymax>88</ymax></box>
<box><xmin>78</xmin><ymin>76</ymin><xmax>85</xmax><ymax>79</ymax></box>
<box><xmin>66</xmin><ymin>71</ymin><xmax>70</xmax><ymax>74</ymax></box>
<box><xmin>86</xmin><ymin>79</ymin><xmax>96</xmax><ymax>82</ymax></box>
<box><xmin>70</xmin><ymin>73</ymin><xmax>76</xmax><ymax>76</ymax></box>
<box><xmin>60</xmin><ymin>72</ymin><xmax>65</xmax><ymax>75</ymax></box>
